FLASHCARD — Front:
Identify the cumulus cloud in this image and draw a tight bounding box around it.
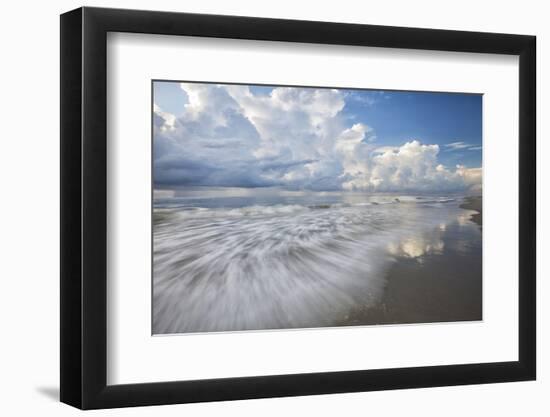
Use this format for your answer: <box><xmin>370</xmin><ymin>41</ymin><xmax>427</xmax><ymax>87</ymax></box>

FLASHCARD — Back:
<box><xmin>153</xmin><ymin>83</ymin><xmax>481</xmax><ymax>193</ymax></box>
<box><xmin>362</xmin><ymin>141</ymin><xmax>480</xmax><ymax>192</ymax></box>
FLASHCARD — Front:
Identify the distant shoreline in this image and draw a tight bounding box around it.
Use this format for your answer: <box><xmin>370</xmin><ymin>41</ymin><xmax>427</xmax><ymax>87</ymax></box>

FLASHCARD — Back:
<box><xmin>459</xmin><ymin>195</ymin><xmax>482</xmax><ymax>227</ymax></box>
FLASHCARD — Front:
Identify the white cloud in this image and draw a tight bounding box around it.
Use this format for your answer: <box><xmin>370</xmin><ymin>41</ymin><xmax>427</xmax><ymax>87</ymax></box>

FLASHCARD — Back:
<box><xmin>153</xmin><ymin>103</ymin><xmax>176</xmax><ymax>131</ymax></box>
<box><xmin>349</xmin><ymin>140</ymin><xmax>480</xmax><ymax>192</ymax></box>
<box><xmin>455</xmin><ymin>165</ymin><xmax>482</xmax><ymax>192</ymax></box>
<box><xmin>444</xmin><ymin>141</ymin><xmax>470</xmax><ymax>150</ymax></box>
<box><xmin>444</xmin><ymin>141</ymin><xmax>482</xmax><ymax>152</ymax></box>
<box><xmin>373</xmin><ymin>146</ymin><xmax>399</xmax><ymax>154</ymax></box>
<box><xmin>153</xmin><ymin>84</ymin><xmax>481</xmax><ymax>193</ymax></box>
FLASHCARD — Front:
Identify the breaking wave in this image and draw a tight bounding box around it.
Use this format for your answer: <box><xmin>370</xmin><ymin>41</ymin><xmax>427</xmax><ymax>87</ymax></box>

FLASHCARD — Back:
<box><xmin>153</xmin><ymin>197</ymin><xmax>470</xmax><ymax>334</ymax></box>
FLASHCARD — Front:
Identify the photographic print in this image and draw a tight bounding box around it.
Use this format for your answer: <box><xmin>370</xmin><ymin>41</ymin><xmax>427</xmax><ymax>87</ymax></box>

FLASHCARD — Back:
<box><xmin>152</xmin><ymin>81</ymin><xmax>482</xmax><ymax>335</ymax></box>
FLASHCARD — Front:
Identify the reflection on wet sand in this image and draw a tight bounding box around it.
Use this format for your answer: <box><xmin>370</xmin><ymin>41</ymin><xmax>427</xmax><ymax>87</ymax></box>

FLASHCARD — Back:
<box><xmin>387</xmin><ymin>228</ymin><xmax>445</xmax><ymax>261</ymax></box>
<box><xmin>342</xmin><ymin>200</ymin><xmax>482</xmax><ymax>326</ymax></box>
<box><xmin>386</xmin><ymin>208</ymin><xmax>480</xmax><ymax>262</ymax></box>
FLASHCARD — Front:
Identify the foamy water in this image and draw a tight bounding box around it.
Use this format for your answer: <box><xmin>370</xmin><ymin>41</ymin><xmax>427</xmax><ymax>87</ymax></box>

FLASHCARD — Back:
<box><xmin>153</xmin><ymin>194</ymin><xmax>478</xmax><ymax>334</ymax></box>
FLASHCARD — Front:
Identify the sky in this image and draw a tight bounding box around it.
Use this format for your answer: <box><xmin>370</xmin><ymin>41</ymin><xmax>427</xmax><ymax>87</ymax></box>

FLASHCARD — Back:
<box><xmin>153</xmin><ymin>81</ymin><xmax>482</xmax><ymax>193</ymax></box>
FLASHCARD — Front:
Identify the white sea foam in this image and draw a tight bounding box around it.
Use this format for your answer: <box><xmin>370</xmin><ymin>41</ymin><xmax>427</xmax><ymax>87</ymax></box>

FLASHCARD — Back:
<box><xmin>153</xmin><ymin>198</ymin><xmax>475</xmax><ymax>334</ymax></box>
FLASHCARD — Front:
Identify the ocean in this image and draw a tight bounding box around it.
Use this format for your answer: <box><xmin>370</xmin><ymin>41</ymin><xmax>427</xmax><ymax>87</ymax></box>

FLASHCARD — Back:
<box><xmin>152</xmin><ymin>191</ymin><xmax>481</xmax><ymax>334</ymax></box>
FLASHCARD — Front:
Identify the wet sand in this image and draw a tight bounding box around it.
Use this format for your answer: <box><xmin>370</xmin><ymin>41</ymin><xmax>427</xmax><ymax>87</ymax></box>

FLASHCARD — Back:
<box><xmin>460</xmin><ymin>196</ymin><xmax>482</xmax><ymax>227</ymax></box>
<box><xmin>339</xmin><ymin>197</ymin><xmax>483</xmax><ymax>326</ymax></box>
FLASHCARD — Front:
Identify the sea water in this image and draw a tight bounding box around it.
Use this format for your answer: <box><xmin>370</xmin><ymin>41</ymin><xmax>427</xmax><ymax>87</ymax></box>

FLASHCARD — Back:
<box><xmin>152</xmin><ymin>191</ymin><xmax>480</xmax><ymax>334</ymax></box>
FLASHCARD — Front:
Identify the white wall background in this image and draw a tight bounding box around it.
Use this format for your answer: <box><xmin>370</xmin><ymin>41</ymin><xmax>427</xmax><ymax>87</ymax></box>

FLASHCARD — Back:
<box><xmin>0</xmin><ymin>0</ymin><xmax>546</xmax><ymax>415</ymax></box>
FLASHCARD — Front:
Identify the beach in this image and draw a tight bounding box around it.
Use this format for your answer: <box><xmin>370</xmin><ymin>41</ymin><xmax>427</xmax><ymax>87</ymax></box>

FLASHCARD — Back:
<box><xmin>460</xmin><ymin>196</ymin><xmax>483</xmax><ymax>227</ymax></box>
<box><xmin>340</xmin><ymin>195</ymin><xmax>483</xmax><ymax>326</ymax></box>
<box><xmin>153</xmin><ymin>193</ymin><xmax>483</xmax><ymax>334</ymax></box>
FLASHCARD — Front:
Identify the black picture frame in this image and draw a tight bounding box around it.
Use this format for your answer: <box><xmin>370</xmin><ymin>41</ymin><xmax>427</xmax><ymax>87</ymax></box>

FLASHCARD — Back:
<box><xmin>60</xmin><ymin>6</ymin><xmax>536</xmax><ymax>410</ymax></box>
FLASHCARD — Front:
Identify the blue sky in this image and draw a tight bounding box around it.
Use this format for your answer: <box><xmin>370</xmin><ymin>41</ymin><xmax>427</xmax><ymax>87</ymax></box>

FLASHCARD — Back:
<box><xmin>343</xmin><ymin>90</ymin><xmax>482</xmax><ymax>168</ymax></box>
<box><xmin>153</xmin><ymin>81</ymin><xmax>482</xmax><ymax>193</ymax></box>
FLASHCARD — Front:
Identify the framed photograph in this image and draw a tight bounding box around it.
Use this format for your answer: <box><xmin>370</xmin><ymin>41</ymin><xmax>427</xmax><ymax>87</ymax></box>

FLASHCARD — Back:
<box><xmin>60</xmin><ymin>7</ymin><xmax>536</xmax><ymax>409</ymax></box>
